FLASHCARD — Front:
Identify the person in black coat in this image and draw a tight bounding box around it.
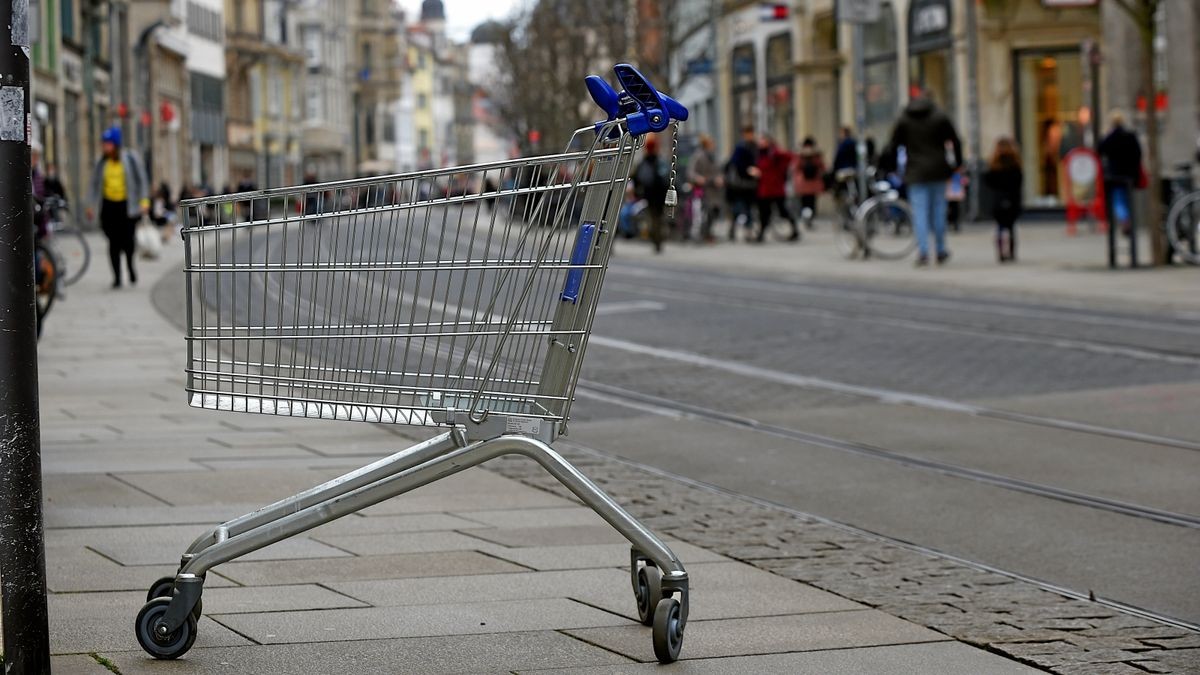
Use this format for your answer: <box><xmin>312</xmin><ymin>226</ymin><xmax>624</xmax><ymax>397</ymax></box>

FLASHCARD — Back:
<box><xmin>885</xmin><ymin>95</ymin><xmax>962</xmax><ymax>265</ymax></box>
<box><xmin>1098</xmin><ymin>110</ymin><xmax>1143</xmax><ymax>232</ymax></box>
<box><xmin>983</xmin><ymin>137</ymin><xmax>1024</xmax><ymax>263</ymax></box>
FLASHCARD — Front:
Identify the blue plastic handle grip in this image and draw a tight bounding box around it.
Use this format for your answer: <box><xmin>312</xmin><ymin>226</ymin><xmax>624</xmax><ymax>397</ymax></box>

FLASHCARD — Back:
<box><xmin>585</xmin><ymin>76</ymin><xmax>621</xmax><ymax>120</ymax></box>
<box><xmin>561</xmin><ymin>221</ymin><xmax>597</xmax><ymax>304</ymax></box>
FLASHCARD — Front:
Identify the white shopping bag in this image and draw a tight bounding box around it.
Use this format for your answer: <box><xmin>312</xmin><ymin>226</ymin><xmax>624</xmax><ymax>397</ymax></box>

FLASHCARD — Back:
<box><xmin>136</xmin><ymin>219</ymin><xmax>162</xmax><ymax>259</ymax></box>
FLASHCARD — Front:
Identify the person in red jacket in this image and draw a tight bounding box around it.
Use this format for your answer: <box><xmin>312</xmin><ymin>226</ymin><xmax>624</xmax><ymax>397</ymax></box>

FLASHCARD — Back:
<box><xmin>755</xmin><ymin>135</ymin><xmax>800</xmax><ymax>242</ymax></box>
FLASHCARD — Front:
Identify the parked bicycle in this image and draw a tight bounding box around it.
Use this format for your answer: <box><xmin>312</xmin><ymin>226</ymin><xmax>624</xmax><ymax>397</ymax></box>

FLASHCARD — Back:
<box><xmin>34</xmin><ymin>232</ymin><xmax>57</xmax><ymax>339</ymax></box>
<box><xmin>834</xmin><ymin>169</ymin><xmax>916</xmax><ymax>260</ymax></box>
<box><xmin>42</xmin><ymin>195</ymin><xmax>91</xmax><ymax>286</ymax></box>
<box><xmin>1164</xmin><ymin>163</ymin><xmax>1198</xmax><ymax>265</ymax></box>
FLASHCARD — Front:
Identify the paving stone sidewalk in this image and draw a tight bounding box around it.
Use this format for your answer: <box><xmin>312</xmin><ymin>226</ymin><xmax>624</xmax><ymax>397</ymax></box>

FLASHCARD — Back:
<box><xmin>16</xmin><ymin>236</ymin><xmax>1155</xmax><ymax>674</ymax></box>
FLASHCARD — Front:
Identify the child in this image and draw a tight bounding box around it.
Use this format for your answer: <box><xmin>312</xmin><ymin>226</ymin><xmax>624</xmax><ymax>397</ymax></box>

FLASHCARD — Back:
<box><xmin>983</xmin><ymin>137</ymin><xmax>1024</xmax><ymax>263</ymax></box>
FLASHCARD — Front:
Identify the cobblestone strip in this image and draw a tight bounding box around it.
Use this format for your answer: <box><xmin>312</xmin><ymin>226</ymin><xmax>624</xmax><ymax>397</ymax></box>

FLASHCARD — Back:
<box><xmin>488</xmin><ymin>448</ymin><xmax>1200</xmax><ymax>675</ymax></box>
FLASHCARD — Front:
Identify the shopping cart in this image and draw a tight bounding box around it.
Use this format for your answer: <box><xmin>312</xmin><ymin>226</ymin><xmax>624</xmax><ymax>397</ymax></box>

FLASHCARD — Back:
<box><xmin>134</xmin><ymin>64</ymin><xmax>692</xmax><ymax>663</ymax></box>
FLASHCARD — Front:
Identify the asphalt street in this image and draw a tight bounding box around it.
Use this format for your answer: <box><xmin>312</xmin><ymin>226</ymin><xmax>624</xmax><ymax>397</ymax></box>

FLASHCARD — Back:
<box><xmin>195</xmin><ymin>205</ymin><xmax>1200</xmax><ymax>627</ymax></box>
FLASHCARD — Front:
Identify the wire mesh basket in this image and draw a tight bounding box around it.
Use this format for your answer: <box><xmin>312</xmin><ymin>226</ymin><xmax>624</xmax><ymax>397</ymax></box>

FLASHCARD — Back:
<box><xmin>183</xmin><ymin>135</ymin><xmax>638</xmax><ymax>429</ymax></box>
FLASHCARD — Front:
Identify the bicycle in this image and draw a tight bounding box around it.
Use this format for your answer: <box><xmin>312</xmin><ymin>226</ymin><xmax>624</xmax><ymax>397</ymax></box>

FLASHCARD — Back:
<box><xmin>42</xmin><ymin>195</ymin><xmax>91</xmax><ymax>286</ymax></box>
<box><xmin>34</xmin><ymin>236</ymin><xmax>57</xmax><ymax>339</ymax></box>
<box><xmin>1164</xmin><ymin>163</ymin><xmax>1198</xmax><ymax>265</ymax></box>
<box><xmin>834</xmin><ymin>169</ymin><xmax>916</xmax><ymax>260</ymax></box>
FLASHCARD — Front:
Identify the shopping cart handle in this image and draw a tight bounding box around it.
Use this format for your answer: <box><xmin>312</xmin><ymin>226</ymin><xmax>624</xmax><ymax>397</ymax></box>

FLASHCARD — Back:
<box><xmin>588</xmin><ymin>64</ymin><xmax>688</xmax><ymax>137</ymax></box>
<box><xmin>586</xmin><ymin>76</ymin><xmax>621</xmax><ymax>121</ymax></box>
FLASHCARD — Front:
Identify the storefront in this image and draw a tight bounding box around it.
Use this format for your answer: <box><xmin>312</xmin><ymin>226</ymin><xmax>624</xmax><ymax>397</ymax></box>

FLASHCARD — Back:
<box><xmin>1013</xmin><ymin>47</ymin><xmax>1086</xmax><ymax>208</ymax></box>
<box><xmin>907</xmin><ymin>0</ymin><xmax>955</xmax><ymax>116</ymax></box>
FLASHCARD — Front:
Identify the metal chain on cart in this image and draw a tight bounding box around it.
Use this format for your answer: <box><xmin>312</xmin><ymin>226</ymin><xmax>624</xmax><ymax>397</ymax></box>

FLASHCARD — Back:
<box><xmin>664</xmin><ymin>122</ymin><xmax>680</xmax><ymax>219</ymax></box>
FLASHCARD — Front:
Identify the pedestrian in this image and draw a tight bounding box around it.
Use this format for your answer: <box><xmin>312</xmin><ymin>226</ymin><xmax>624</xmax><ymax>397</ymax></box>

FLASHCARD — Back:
<box><xmin>793</xmin><ymin>136</ymin><xmax>826</xmax><ymax>230</ymax></box>
<box><xmin>884</xmin><ymin>91</ymin><xmax>962</xmax><ymax>266</ymax></box>
<box><xmin>632</xmin><ymin>135</ymin><xmax>671</xmax><ymax>253</ymax></box>
<box><xmin>688</xmin><ymin>134</ymin><xmax>721</xmax><ymax>243</ymax></box>
<box><xmin>152</xmin><ymin>182</ymin><xmax>176</xmax><ymax>237</ymax></box>
<box><xmin>44</xmin><ymin>162</ymin><xmax>67</xmax><ymax>203</ymax></box>
<box><xmin>754</xmin><ymin>135</ymin><xmax>799</xmax><ymax>242</ymax></box>
<box><xmin>1098</xmin><ymin>110</ymin><xmax>1143</xmax><ymax>234</ymax></box>
<box><xmin>832</xmin><ymin>126</ymin><xmax>857</xmax><ymax>173</ymax></box>
<box><xmin>85</xmin><ymin>127</ymin><xmax>150</xmax><ymax>288</ymax></box>
<box><xmin>983</xmin><ymin>137</ymin><xmax>1023</xmax><ymax>263</ymax></box>
<box><xmin>724</xmin><ymin>125</ymin><xmax>760</xmax><ymax>241</ymax></box>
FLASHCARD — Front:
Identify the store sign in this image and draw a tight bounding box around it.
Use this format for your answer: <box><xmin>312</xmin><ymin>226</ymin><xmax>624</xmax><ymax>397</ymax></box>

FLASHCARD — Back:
<box><xmin>838</xmin><ymin>0</ymin><xmax>881</xmax><ymax>24</ymax></box>
<box><xmin>909</xmin><ymin>0</ymin><xmax>952</xmax><ymax>52</ymax></box>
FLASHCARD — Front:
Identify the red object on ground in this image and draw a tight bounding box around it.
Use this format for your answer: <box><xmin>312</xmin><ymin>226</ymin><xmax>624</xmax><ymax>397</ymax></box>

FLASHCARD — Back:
<box><xmin>1062</xmin><ymin>148</ymin><xmax>1107</xmax><ymax>235</ymax></box>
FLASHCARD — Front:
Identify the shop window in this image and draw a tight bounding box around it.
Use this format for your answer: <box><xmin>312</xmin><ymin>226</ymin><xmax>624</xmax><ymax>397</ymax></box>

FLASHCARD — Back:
<box><xmin>765</xmin><ymin>33</ymin><xmax>794</xmax><ymax>148</ymax></box>
<box><xmin>1015</xmin><ymin>49</ymin><xmax>1084</xmax><ymax>208</ymax></box>
<box><xmin>907</xmin><ymin>0</ymin><xmax>955</xmax><ymax>117</ymax></box>
<box><xmin>862</xmin><ymin>2</ymin><xmax>898</xmax><ymax>144</ymax></box>
<box><xmin>730</xmin><ymin>42</ymin><xmax>756</xmax><ymax>135</ymax></box>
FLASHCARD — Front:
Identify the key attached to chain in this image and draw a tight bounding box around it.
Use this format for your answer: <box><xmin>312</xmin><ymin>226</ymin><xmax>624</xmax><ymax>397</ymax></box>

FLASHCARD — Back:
<box><xmin>665</xmin><ymin>122</ymin><xmax>680</xmax><ymax>219</ymax></box>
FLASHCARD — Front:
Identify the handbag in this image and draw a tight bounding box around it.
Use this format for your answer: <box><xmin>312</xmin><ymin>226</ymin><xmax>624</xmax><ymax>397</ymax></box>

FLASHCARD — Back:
<box><xmin>1135</xmin><ymin>163</ymin><xmax>1148</xmax><ymax>190</ymax></box>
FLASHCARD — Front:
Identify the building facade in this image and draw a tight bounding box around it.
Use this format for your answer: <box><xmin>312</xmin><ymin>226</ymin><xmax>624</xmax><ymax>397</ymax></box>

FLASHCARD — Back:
<box><xmin>297</xmin><ymin>0</ymin><xmax>353</xmax><ymax>180</ymax></box>
<box><xmin>225</xmin><ymin>0</ymin><xmax>305</xmax><ymax>189</ymax></box>
<box><xmin>712</xmin><ymin>0</ymin><xmax>1198</xmax><ymax>211</ymax></box>
<box><xmin>351</xmin><ymin>0</ymin><xmax>404</xmax><ymax>175</ymax></box>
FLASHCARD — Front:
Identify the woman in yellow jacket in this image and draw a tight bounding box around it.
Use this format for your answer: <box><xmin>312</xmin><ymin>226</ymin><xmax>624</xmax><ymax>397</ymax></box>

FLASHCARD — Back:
<box><xmin>86</xmin><ymin>127</ymin><xmax>149</xmax><ymax>287</ymax></box>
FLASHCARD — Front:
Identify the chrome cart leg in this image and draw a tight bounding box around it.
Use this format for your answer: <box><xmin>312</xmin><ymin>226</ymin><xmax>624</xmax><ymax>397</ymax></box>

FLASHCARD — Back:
<box><xmin>138</xmin><ymin>432</ymin><xmax>687</xmax><ymax>662</ymax></box>
<box><xmin>180</xmin><ymin>430</ymin><xmax>464</xmax><ymax>558</ymax></box>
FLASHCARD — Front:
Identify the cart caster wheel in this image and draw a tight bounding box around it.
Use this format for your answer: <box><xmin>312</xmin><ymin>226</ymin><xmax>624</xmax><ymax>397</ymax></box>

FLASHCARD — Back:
<box><xmin>652</xmin><ymin>597</ymin><xmax>684</xmax><ymax>663</ymax></box>
<box><xmin>146</xmin><ymin>577</ymin><xmax>202</xmax><ymax>619</ymax></box>
<box><xmin>135</xmin><ymin>597</ymin><xmax>198</xmax><ymax>660</ymax></box>
<box><xmin>635</xmin><ymin>565</ymin><xmax>662</xmax><ymax>626</ymax></box>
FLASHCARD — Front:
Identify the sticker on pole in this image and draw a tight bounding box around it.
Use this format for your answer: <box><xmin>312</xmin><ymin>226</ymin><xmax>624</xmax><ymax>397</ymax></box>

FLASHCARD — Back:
<box><xmin>1</xmin><ymin>87</ymin><xmax>26</xmax><ymax>142</ymax></box>
<box><xmin>839</xmin><ymin>0</ymin><xmax>882</xmax><ymax>23</ymax></box>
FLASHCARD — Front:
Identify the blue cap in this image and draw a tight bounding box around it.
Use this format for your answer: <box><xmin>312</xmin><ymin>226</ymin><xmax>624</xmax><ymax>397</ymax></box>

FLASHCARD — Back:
<box><xmin>102</xmin><ymin>126</ymin><xmax>122</xmax><ymax>146</ymax></box>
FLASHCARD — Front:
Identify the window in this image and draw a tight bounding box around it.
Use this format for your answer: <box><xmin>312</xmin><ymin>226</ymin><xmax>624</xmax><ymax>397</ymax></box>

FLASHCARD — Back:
<box><xmin>302</xmin><ymin>26</ymin><xmax>322</xmax><ymax>67</ymax></box>
<box><xmin>362</xmin><ymin>43</ymin><xmax>372</xmax><ymax>73</ymax></box>
<box><xmin>765</xmin><ymin>32</ymin><xmax>793</xmax><ymax>148</ymax></box>
<box><xmin>730</xmin><ymin>43</ymin><xmax>756</xmax><ymax>134</ymax></box>
<box><xmin>305</xmin><ymin>81</ymin><xmax>322</xmax><ymax>121</ymax></box>
<box><xmin>862</xmin><ymin>2</ymin><xmax>899</xmax><ymax>143</ymax></box>
<box><xmin>268</xmin><ymin>69</ymin><xmax>282</xmax><ymax>116</ymax></box>
<box><xmin>417</xmin><ymin>93</ymin><xmax>426</xmax><ymax>109</ymax></box>
<box><xmin>418</xmin><ymin>128</ymin><xmax>428</xmax><ymax>149</ymax></box>
<box><xmin>382</xmin><ymin>114</ymin><xmax>395</xmax><ymax>142</ymax></box>
<box><xmin>61</xmin><ymin>0</ymin><xmax>74</xmax><ymax>41</ymax></box>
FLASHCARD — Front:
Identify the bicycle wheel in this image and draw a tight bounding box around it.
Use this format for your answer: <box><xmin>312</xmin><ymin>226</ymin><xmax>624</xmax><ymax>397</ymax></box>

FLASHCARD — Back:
<box><xmin>835</xmin><ymin>214</ymin><xmax>862</xmax><ymax>259</ymax></box>
<box><xmin>51</xmin><ymin>223</ymin><xmax>91</xmax><ymax>286</ymax></box>
<box><xmin>35</xmin><ymin>242</ymin><xmax>57</xmax><ymax>338</ymax></box>
<box><xmin>859</xmin><ymin>197</ymin><xmax>916</xmax><ymax>260</ymax></box>
<box><xmin>1165</xmin><ymin>190</ymin><xmax>1200</xmax><ymax>265</ymax></box>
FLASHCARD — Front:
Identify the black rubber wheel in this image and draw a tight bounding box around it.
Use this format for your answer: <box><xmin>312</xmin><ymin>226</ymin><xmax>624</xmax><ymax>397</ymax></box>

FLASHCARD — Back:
<box><xmin>135</xmin><ymin>597</ymin><xmax>198</xmax><ymax>660</ymax></box>
<box><xmin>146</xmin><ymin>577</ymin><xmax>202</xmax><ymax>619</ymax></box>
<box><xmin>146</xmin><ymin>576</ymin><xmax>175</xmax><ymax>602</ymax></box>
<box><xmin>652</xmin><ymin>597</ymin><xmax>684</xmax><ymax>663</ymax></box>
<box><xmin>635</xmin><ymin>565</ymin><xmax>662</xmax><ymax>626</ymax></box>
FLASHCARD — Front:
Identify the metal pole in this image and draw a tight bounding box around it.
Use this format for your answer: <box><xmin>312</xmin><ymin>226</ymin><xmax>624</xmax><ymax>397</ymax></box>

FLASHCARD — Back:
<box><xmin>0</xmin><ymin>0</ymin><xmax>52</xmax><ymax>673</ymax></box>
<box><xmin>852</xmin><ymin>22</ymin><xmax>868</xmax><ymax>200</ymax></box>
<box><xmin>964</xmin><ymin>0</ymin><xmax>982</xmax><ymax>222</ymax></box>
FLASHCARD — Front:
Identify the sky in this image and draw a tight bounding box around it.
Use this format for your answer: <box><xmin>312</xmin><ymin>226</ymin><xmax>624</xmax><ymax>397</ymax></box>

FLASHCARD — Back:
<box><xmin>396</xmin><ymin>0</ymin><xmax>525</xmax><ymax>42</ymax></box>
